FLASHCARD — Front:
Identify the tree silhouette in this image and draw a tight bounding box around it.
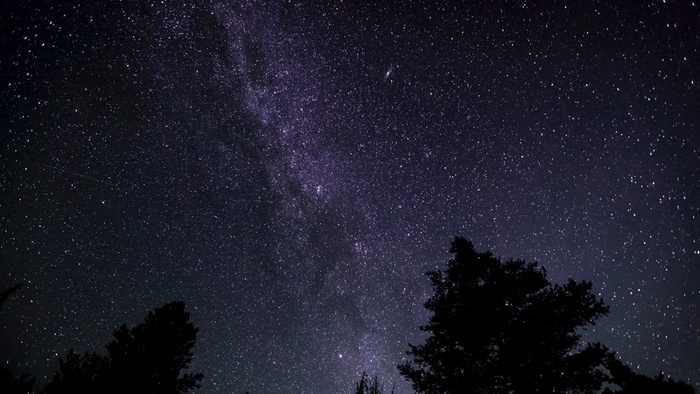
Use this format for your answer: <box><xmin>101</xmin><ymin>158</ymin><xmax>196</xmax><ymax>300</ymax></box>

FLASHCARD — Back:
<box><xmin>398</xmin><ymin>237</ymin><xmax>611</xmax><ymax>394</ymax></box>
<box><xmin>0</xmin><ymin>282</ymin><xmax>35</xmax><ymax>394</ymax></box>
<box><xmin>42</xmin><ymin>301</ymin><xmax>203</xmax><ymax>394</ymax></box>
<box><xmin>602</xmin><ymin>351</ymin><xmax>695</xmax><ymax>394</ymax></box>
<box><xmin>0</xmin><ymin>283</ymin><xmax>23</xmax><ymax>311</ymax></box>
<box><xmin>41</xmin><ymin>350</ymin><xmax>110</xmax><ymax>394</ymax></box>
<box><xmin>0</xmin><ymin>366</ymin><xmax>35</xmax><ymax>394</ymax></box>
<box><xmin>108</xmin><ymin>301</ymin><xmax>203</xmax><ymax>393</ymax></box>
<box><xmin>354</xmin><ymin>372</ymin><xmax>395</xmax><ymax>394</ymax></box>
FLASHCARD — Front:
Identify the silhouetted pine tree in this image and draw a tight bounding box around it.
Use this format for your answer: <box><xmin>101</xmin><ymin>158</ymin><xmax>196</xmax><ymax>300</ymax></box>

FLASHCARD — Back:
<box><xmin>0</xmin><ymin>283</ymin><xmax>23</xmax><ymax>311</ymax></box>
<box><xmin>42</xmin><ymin>301</ymin><xmax>203</xmax><ymax>394</ymax></box>
<box><xmin>398</xmin><ymin>237</ymin><xmax>696</xmax><ymax>394</ymax></box>
<box><xmin>602</xmin><ymin>351</ymin><xmax>694</xmax><ymax>394</ymax></box>
<box><xmin>0</xmin><ymin>282</ymin><xmax>35</xmax><ymax>394</ymax></box>
<box><xmin>41</xmin><ymin>351</ymin><xmax>110</xmax><ymax>394</ymax></box>
<box><xmin>0</xmin><ymin>367</ymin><xmax>35</xmax><ymax>394</ymax></box>
<box><xmin>107</xmin><ymin>301</ymin><xmax>203</xmax><ymax>393</ymax></box>
<box><xmin>355</xmin><ymin>372</ymin><xmax>394</xmax><ymax>394</ymax></box>
<box><xmin>399</xmin><ymin>237</ymin><xmax>611</xmax><ymax>394</ymax></box>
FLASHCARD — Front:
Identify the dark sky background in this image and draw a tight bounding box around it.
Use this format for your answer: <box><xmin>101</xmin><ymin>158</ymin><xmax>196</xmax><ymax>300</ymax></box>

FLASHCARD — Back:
<box><xmin>1</xmin><ymin>1</ymin><xmax>699</xmax><ymax>393</ymax></box>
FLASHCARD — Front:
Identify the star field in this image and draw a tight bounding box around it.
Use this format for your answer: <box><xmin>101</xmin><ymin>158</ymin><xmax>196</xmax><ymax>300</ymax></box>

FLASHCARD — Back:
<box><xmin>1</xmin><ymin>1</ymin><xmax>699</xmax><ymax>393</ymax></box>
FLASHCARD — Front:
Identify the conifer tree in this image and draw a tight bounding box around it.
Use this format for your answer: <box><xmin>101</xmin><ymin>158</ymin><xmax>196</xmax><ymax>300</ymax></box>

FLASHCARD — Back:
<box><xmin>42</xmin><ymin>301</ymin><xmax>203</xmax><ymax>394</ymax></box>
<box><xmin>399</xmin><ymin>237</ymin><xmax>610</xmax><ymax>394</ymax></box>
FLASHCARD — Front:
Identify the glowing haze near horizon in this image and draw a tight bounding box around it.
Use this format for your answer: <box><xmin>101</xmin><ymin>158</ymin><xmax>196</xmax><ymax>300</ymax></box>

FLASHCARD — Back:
<box><xmin>1</xmin><ymin>1</ymin><xmax>699</xmax><ymax>393</ymax></box>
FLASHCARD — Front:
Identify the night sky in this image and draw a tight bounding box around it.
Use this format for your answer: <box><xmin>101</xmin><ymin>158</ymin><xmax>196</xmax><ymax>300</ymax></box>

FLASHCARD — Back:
<box><xmin>1</xmin><ymin>1</ymin><xmax>699</xmax><ymax>393</ymax></box>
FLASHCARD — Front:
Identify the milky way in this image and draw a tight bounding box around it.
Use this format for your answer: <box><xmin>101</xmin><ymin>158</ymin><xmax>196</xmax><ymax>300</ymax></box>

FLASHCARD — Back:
<box><xmin>1</xmin><ymin>1</ymin><xmax>699</xmax><ymax>393</ymax></box>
